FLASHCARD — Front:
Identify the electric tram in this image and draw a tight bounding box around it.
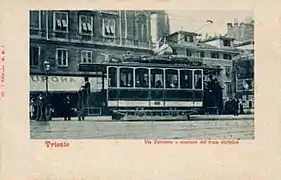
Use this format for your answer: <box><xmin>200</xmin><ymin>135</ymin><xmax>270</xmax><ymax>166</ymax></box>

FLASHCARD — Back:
<box><xmin>79</xmin><ymin>55</ymin><xmax>221</xmax><ymax>120</ymax></box>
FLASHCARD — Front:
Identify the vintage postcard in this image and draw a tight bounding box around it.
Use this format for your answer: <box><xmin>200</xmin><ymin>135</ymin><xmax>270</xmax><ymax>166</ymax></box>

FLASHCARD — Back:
<box><xmin>29</xmin><ymin>9</ymin><xmax>254</xmax><ymax>140</ymax></box>
<box><xmin>1</xmin><ymin>0</ymin><xmax>281</xmax><ymax>179</ymax></box>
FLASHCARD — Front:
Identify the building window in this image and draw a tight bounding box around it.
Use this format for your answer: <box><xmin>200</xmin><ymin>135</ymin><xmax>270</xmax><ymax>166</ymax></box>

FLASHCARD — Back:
<box><xmin>30</xmin><ymin>46</ymin><xmax>39</xmax><ymax>66</ymax></box>
<box><xmin>30</xmin><ymin>11</ymin><xmax>41</xmax><ymax>29</ymax></box>
<box><xmin>172</xmin><ymin>48</ymin><xmax>177</xmax><ymax>55</ymax></box>
<box><xmin>81</xmin><ymin>50</ymin><xmax>92</xmax><ymax>63</ymax></box>
<box><xmin>103</xmin><ymin>18</ymin><xmax>115</xmax><ymax>37</ymax></box>
<box><xmin>183</xmin><ymin>35</ymin><xmax>194</xmax><ymax>42</ymax></box>
<box><xmin>56</xmin><ymin>49</ymin><xmax>68</xmax><ymax>67</ymax></box>
<box><xmin>223</xmin><ymin>54</ymin><xmax>232</xmax><ymax>60</ymax></box>
<box><xmin>226</xmin><ymin>83</ymin><xmax>232</xmax><ymax>96</ymax></box>
<box><xmin>188</xmin><ymin>35</ymin><xmax>194</xmax><ymax>42</ymax></box>
<box><xmin>136</xmin><ymin>14</ymin><xmax>147</xmax><ymax>40</ymax></box>
<box><xmin>186</xmin><ymin>49</ymin><xmax>192</xmax><ymax>56</ymax></box>
<box><xmin>223</xmin><ymin>40</ymin><xmax>231</xmax><ymax>47</ymax></box>
<box><xmin>54</xmin><ymin>12</ymin><xmax>68</xmax><ymax>32</ymax></box>
<box><xmin>184</xmin><ymin>35</ymin><xmax>188</xmax><ymax>42</ymax></box>
<box><xmin>200</xmin><ymin>51</ymin><xmax>205</xmax><ymax>57</ymax></box>
<box><xmin>211</xmin><ymin>52</ymin><xmax>219</xmax><ymax>59</ymax></box>
<box><xmin>225</xmin><ymin>66</ymin><xmax>231</xmax><ymax>78</ymax></box>
<box><xmin>79</xmin><ymin>15</ymin><xmax>93</xmax><ymax>34</ymax></box>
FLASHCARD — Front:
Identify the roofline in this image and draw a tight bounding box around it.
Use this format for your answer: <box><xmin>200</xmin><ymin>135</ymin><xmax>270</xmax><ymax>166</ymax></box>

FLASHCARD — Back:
<box><xmin>200</xmin><ymin>35</ymin><xmax>235</xmax><ymax>43</ymax></box>
<box><xmin>168</xmin><ymin>30</ymin><xmax>201</xmax><ymax>37</ymax></box>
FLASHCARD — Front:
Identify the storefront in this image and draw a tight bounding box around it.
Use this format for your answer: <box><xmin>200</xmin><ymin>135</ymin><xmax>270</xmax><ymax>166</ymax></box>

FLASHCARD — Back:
<box><xmin>233</xmin><ymin>52</ymin><xmax>254</xmax><ymax>113</ymax></box>
<box><xmin>30</xmin><ymin>75</ymin><xmax>107</xmax><ymax>117</ymax></box>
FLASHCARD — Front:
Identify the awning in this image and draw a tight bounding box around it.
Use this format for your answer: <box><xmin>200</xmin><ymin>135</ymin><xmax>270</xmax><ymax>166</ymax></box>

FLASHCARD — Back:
<box><xmin>30</xmin><ymin>75</ymin><xmax>108</xmax><ymax>92</ymax></box>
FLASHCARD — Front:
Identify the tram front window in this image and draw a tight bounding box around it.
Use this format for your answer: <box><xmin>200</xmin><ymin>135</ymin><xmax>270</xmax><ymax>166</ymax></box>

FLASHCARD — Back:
<box><xmin>120</xmin><ymin>68</ymin><xmax>133</xmax><ymax>87</ymax></box>
<box><xmin>108</xmin><ymin>67</ymin><xmax>117</xmax><ymax>87</ymax></box>
<box><xmin>135</xmin><ymin>68</ymin><xmax>149</xmax><ymax>88</ymax></box>
<box><xmin>165</xmin><ymin>69</ymin><xmax>178</xmax><ymax>88</ymax></box>
<box><xmin>180</xmin><ymin>70</ymin><xmax>192</xmax><ymax>89</ymax></box>
<box><xmin>151</xmin><ymin>69</ymin><xmax>164</xmax><ymax>88</ymax></box>
<box><xmin>194</xmin><ymin>70</ymin><xmax>203</xmax><ymax>89</ymax></box>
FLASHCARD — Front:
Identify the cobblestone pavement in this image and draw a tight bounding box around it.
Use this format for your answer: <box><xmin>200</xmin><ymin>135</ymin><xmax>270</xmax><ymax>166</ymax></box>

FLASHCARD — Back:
<box><xmin>30</xmin><ymin>118</ymin><xmax>254</xmax><ymax>140</ymax></box>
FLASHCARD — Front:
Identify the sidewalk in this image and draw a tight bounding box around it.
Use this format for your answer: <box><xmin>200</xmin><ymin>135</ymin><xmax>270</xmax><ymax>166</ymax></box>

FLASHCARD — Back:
<box><xmin>191</xmin><ymin>114</ymin><xmax>254</xmax><ymax>120</ymax></box>
<box><xmin>34</xmin><ymin>114</ymin><xmax>254</xmax><ymax>122</ymax></box>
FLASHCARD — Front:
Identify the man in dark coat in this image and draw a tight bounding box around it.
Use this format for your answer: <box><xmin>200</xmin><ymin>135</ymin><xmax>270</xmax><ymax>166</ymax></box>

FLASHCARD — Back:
<box><xmin>77</xmin><ymin>86</ymin><xmax>85</xmax><ymax>121</ymax></box>
<box><xmin>63</xmin><ymin>95</ymin><xmax>72</xmax><ymax>121</ymax></box>
<box><xmin>239</xmin><ymin>102</ymin><xmax>244</xmax><ymax>114</ymax></box>
<box><xmin>232</xmin><ymin>96</ymin><xmax>239</xmax><ymax>116</ymax></box>
<box><xmin>84</xmin><ymin>77</ymin><xmax>91</xmax><ymax>107</ymax></box>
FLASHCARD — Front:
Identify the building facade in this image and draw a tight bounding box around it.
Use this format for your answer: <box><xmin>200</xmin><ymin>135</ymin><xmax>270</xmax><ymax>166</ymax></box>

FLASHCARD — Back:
<box><xmin>156</xmin><ymin>31</ymin><xmax>240</xmax><ymax>105</ymax></box>
<box><xmin>233</xmin><ymin>39</ymin><xmax>254</xmax><ymax>112</ymax></box>
<box><xmin>29</xmin><ymin>10</ymin><xmax>154</xmax><ymax>117</ymax></box>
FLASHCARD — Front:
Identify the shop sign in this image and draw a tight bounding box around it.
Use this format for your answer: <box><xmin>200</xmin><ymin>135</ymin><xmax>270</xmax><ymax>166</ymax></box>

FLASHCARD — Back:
<box><xmin>30</xmin><ymin>75</ymin><xmax>107</xmax><ymax>92</ymax></box>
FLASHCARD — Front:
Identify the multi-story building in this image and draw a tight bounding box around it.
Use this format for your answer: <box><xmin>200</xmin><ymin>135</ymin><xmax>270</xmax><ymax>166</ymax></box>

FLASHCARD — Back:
<box><xmin>29</xmin><ymin>10</ymin><xmax>154</xmax><ymax>117</ymax></box>
<box><xmin>233</xmin><ymin>39</ymin><xmax>254</xmax><ymax>112</ymax></box>
<box><xmin>155</xmin><ymin>30</ymin><xmax>240</xmax><ymax>105</ymax></box>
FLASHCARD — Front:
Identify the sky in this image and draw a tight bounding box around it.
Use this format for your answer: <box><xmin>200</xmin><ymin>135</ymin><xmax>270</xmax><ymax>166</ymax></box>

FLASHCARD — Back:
<box><xmin>165</xmin><ymin>10</ymin><xmax>253</xmax><ymax>37</ymax></box>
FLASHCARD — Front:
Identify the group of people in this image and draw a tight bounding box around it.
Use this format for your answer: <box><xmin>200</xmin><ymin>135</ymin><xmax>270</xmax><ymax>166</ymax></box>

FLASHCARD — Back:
<box><xmin>30</xmin><ymin>93</ymin><xmax>48</xmax><ymax>121</ymax></box>
<box><xmin>224</xmin><ymin>96</ymin><xmax>244</xmax><ymax>116</ymax></box>
<box><xmin>61</xmin><ymin>77</ymin><xmax>91</xmax><ymax>121</ymax></box>
<box><xmin>30</xmin><ymin>77</ymin><xmax>91</xmax><ymax>121</ymax></box>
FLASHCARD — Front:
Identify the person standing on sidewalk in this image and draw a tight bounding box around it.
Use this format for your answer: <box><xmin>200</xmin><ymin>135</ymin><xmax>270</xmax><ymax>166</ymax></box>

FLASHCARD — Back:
<box><xmin>84</xmin><ymin>76</ymin><xmax>91</xmax><ymax>114</ymax></box>
<box><xmin>84</xmin><ymin>77</ymin><xmax>91</xmax><ymax>104</ymax></box>
<box><xmin>36</xmin><ymin>93</ymin><xmax>45</xmax><ymax>121</ymax></box>
<box><xmin>232</xmin><ymin>96</ymin><xmax>239</xmax><ymax>116</ymax></box>
<box><xmin>239</xmin><ymin>101</ymin><xmax>244</xmax><ymax>114</ymax></box>
<box><xmin>30</xmin><ymin>97</ymin><xmax>35</xmax><ymax>120</ymax></box>
<box><xmin>77</xmin><ymin>86</ymin><xmax>85</xmax><ymax>121</ymax></box>
<box><xmin>63</xmin><ymin>95</ymin><xmax>72</xmax><ymax>121</ymax></box>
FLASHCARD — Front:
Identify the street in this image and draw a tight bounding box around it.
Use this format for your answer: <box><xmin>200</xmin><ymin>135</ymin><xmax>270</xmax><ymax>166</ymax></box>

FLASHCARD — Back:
<box><xmin>30</xmin><ymin>116</ymin><xmax>254</xmax><ymax>140</ymax></box>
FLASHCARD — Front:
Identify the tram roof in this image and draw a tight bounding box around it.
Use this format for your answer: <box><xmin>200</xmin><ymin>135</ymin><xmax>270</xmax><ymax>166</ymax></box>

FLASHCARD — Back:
<box><xmin>78</xmin><ymin>62</ymin><xmax>223</xmax><ymax>73</ymax></box>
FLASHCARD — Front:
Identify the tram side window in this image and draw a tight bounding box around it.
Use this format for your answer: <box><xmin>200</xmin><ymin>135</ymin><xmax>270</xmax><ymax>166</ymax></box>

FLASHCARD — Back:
<box><xmin>151</xmin><ymin>69</ymin><xmax>164</xmax><ymax>88</ymax></box>
<box><xmin>120</xmin><ymin>68</ymin><xmax>133</xmax><ymax>87</ymax></box>
<box><xmin>135</xmin><ymin>68</ymin><xmax>149</xmax><ymax>87</ymax></box>
<box><xmin>180</xmin><ymin>70</ymin><xmax>192</xmax><ymax>88</ymax></box>
<box><xmin>194</xmin><ymin>70</ymin><xmax>203</xmax><ymax>89</ymax></box>
<box><xmin>108</xmin><ymin>67</ymin><xmax>117</xmax><ymax>87</ymax></box>
<box><xmin>165</xmin><ymin>69</ymin><xmax>178</xmax><ymax>88</ymax></box>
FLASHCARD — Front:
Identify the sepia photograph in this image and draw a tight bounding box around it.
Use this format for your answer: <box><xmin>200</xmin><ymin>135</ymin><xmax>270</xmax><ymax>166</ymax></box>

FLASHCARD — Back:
<box><xmin>29</xmin><ymin>10</ymin><xmax>255</xmax><ymax>139</ymax></box>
